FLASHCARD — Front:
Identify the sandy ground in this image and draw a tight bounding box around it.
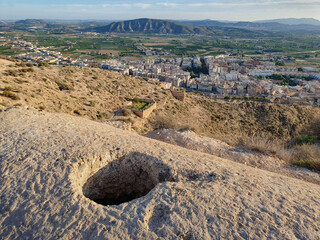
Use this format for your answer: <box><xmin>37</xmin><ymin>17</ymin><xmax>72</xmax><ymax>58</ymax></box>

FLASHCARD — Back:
<box><xmin>145</xmin><ymin>129</ymin><xmax>320</xmax><ymax>185</ymax></box>
<box><xmin>0</xmin><ymin>107</ymin><xmax>320</xmax><ymax>239</ymax></box>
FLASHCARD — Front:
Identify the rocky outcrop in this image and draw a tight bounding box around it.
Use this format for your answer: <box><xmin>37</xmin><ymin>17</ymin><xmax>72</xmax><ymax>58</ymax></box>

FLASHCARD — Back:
<box><xmin>0</xmin><ymin>107</ymin><xmax>319</xmax><ymax>239</ymax></box>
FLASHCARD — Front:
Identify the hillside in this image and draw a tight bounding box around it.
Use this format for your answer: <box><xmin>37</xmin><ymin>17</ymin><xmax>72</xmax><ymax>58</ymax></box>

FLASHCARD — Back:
<box><xmin>0</xmin><ymin>58</ymin><xmax>318</xmax><ymax>141</ymax></box>
<box><xmin>86</xmin><ymin>18</ymin><xmax>210</xmax><ymax>34</ymax></box>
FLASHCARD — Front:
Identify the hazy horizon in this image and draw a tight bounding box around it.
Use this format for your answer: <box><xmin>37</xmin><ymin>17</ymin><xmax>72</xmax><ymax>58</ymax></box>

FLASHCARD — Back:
<box><xmin>1</xmin><ymin>0</ymin><xmax>320</xmax><ymax>21</ymax></box>
<box><xmin>1</xmin><ymin>17</ymin><xmax>320</xmax><ymax>22</ymax></box>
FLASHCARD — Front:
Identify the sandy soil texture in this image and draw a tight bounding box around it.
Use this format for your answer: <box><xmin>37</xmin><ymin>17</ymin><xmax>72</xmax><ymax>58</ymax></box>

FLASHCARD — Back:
<box><xmin>0</xmin><ymin>107</ymin><xmax>320</xmax><ymax>239</ymax></box>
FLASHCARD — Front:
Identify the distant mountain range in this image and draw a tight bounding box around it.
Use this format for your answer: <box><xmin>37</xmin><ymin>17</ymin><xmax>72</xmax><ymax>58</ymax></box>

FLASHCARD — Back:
<box><xmin>255</xmin><ymin>18</ymin><xmax>320</xmax><ymax>26</ymax></box>
<box><xmin>86</xmin><ymin>18</ymin><xmax>320</xmax><ymax>35</ymax></box>
<box><xmin>176</xmin><ymin>18</ymin><xmax>320</xmax><ymax>33</ymax></box>
<box><xmin>1</xmin><ymin>18</ymin><xmax>319</xmax><ymax>35</ymax></box>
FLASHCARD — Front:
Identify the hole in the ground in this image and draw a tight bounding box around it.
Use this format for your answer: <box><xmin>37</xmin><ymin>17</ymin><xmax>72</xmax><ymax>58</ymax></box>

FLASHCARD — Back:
<box><xmin>82</xmin><ymin>152</ymin><xmax>173</xmax><ymax>206</ymax></box>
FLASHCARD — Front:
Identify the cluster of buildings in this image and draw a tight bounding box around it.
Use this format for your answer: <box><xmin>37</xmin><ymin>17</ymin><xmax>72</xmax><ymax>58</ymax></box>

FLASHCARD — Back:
<box><xmin>7</xmin><ymin>40</ymin><xmax>90</xmax><ymax>67</ymax></box>
<box><xmin>100</xmin><ymin>55</ymin><xmax>320</xmax><ymax>106</ymax></box>
<box><xmin>2</xmin><ymin>38</ymin><xmax>320</xmax><ymax>106</ymax></box>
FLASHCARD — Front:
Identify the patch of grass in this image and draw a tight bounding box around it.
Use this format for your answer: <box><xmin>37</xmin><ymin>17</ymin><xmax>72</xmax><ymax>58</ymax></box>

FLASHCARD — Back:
<box><xmin>218</xmin><ymin>132</ymin><xmax>284</xmax><ymax>155</ymax></box>
<box><xmin>291</xmin><ymin>144</ymin><xmax>320</xmax><ymax>171</ymax></box>
<box><xmin>131</xmin><ymin>102</ymin><xmax>149</xmax><ymax>110</ymax></box>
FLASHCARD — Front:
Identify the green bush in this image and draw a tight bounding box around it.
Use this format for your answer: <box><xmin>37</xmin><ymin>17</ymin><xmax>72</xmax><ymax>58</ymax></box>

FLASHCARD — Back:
<box><xmin>132</xmin><ymin>97</ymin><xmax>140</xmax><ymax>103</ymax></box>
<box><xmin>295</xmin><ymin>135</ymin><xmax>317</xmax><ymax>145</ymax></box>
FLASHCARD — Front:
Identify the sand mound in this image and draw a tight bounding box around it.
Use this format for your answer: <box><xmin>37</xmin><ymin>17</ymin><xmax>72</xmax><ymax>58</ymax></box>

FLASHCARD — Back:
<box><xmin>0</xmin><ymin>107</ymin><xmax>320</xmax><ymax>239</ymax></box>
<box><xmin>145</xmin><ymin>129</ymin><xmax>320</xmax><ymax>184</ymax></box>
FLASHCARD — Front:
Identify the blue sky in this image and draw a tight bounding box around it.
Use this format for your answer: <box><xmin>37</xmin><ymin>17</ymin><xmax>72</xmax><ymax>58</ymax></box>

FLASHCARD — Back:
<box><xmin>1</xmin><ymin>0</ymin><xmax>320</xmax><ymax>21</ymax></box>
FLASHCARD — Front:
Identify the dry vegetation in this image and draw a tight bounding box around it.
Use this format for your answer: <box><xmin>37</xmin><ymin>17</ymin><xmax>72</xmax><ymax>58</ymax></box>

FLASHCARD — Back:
<box><xmin>1</xmin><ymin>58</ymin><xmax>319</xmax><ymax>171</ymax></box>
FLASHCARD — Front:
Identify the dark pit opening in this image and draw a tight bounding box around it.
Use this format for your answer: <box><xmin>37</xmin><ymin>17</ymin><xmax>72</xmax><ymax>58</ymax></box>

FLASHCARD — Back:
<box><xmin>83</xmin><ymin>152</ymin><xmax>172</xmax><ymax>206</ymax></box>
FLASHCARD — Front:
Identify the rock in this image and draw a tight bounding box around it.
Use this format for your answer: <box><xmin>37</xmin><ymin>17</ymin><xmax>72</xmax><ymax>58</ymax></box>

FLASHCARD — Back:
<box><xmin>0</xmin><ymin>107</ymin><xmax>319</xmax><ymax>239</ymax></box>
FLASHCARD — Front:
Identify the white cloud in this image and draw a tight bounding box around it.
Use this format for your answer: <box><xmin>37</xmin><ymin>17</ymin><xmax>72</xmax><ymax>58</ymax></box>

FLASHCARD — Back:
<box><xmin>135</xmin><ymin>3</ymin><xmax>152</xmax><ymax>9</ymax></box>
<box><xmin>157</xmin><ymin>2</ymin><xmax>178</xmax><ymax>8</ymax></box>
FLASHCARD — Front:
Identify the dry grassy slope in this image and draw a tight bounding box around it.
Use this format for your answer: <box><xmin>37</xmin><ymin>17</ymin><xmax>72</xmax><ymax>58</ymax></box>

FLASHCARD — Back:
<box><xmin>0</xmin><ymin>58</ymin><xmax>319</xmax><ymax>141</ymax></box>
<box><xmin>0</xmin><ymin>59</ymin><xmax>161</xmax><ymax>121</ymax></box>
<box><xmin>150</xmin><ymin>94</ymin><xmax>319</xmax><ymax>141</ymax></box>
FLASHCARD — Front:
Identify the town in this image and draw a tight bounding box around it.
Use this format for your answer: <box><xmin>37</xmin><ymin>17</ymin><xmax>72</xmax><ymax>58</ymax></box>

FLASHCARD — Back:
<box><xmin>4</xmin><ymin>38</ymin><xmax>320</xmax><ymax>106</ymax></box>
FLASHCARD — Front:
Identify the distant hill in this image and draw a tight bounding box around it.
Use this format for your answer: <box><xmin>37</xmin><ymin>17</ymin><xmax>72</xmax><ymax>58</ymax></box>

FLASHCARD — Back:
<box><xmin>85</xmin><ymin>18</ymin><xmax>210</xmax><ymax>34</ymax></box>
<box><xmin>256</xmin><ymin>18</ymin><xmax>320</xmax><ymax>26</ymax></box>
<box><xmin>0</xmin><ymin>20</ymin><xmax>8</xmax><ymax>26</ymax></box>
<box><xmin>0</xmin><ymin>20</ymin><xmax>9</xmax><ymax>31</ymax></box>
<box><xmin>15</xmin><ymin>19</ymin><xmax>47</xmax><ymax>26</ymax></box>
<box><xmin>177</xmin><ymin>19</ymin><xmax>320</xmax><ymax>33</ymax></box>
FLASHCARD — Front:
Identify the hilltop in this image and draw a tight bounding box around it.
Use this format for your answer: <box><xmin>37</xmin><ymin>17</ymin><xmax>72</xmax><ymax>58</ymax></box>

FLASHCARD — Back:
<box><xmin>0</xmin><ymin>107</ymin><xmax>320</xmax><ymax>239</ymax></box>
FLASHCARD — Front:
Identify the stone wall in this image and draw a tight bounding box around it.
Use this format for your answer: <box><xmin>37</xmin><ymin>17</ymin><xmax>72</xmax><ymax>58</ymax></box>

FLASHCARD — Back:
<box><xmin>171</xmin><ymin>90</ymin><xmax>186</xmax><ymax>102</ymax></box>
<box><xmin>133</xmin><ymin>99</ymin><xmax>157</xmax><ymax>119</ymax></box>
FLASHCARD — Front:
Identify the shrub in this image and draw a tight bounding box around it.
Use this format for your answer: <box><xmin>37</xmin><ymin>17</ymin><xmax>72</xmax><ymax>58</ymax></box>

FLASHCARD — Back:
<box><xmin>88</xmin><ymin>101</ymin><xmax>95</xmax><ymax>107</ymax></box>
<box><xmin>2</xmin><ymin>90</ymin><xmax>20</xmax><ymax>100</ymax></box>
<box><xmin>74</xmin><ymin>110</ymin><xmax>81</xmax><ymax>115</ymax></box>
<box><xmin>295</xmin><ymin>135</ymin><xmax>317</xmax><ymax>145</ymax></box>
<box><xmin>56</xmin><ymin>81</ymin><xmax>73</xmax><ymax>91</ymax></box>
<box><xmin>132</xmin><ymin>97</ymin><xmax>140</xmax><ymax>104</ymax></box>
<box><xmin>96</xmin><ymin>111</ymin><xmax>111</xmax><ymax>119</ymax></box>
<box><xmin>235</xmin><ymin>133</ymin><xmax>284</xmax><ymax>154</ymax></box>
<box><xmin>153</xmin><ymin>114</ymin><xmax>179</xmax><ymax>130</ymax></box>
<box><xmin>26</xmin><ymin>63</ymin><xmax>33</xmax><ymax>67</ymax></box>
<box><xmin>19</xmin><ymin>68</ymin><xmax>34</xmax><ymax>73</ymax></box>
<box><xmin>5</xmin><ymin>69</ymin><xmax>18</xmax><ymax>77</ymax></box>
<box><xmin>3</xmin><ymin>86</ymin><xmax>13</xmax><ymax>91</ymax></box>
<box><xmin>123</xmin><ymin>109</ymin><xmax>132</xmax><ymax>116</ymax></box>
<box><xmin>17</xmin><ymin>62</ymin><xmax>26</xmax><ymax>67</ymax></box>
<box><xmin>302</xmin><ymin>114</ymin><xmax>320</xmax><ymax>139</ymax></box>
<box><xmin>291</xmin><ymin>144</ymin><xmax>320</xmax><ymax>171</ymax></box>
<box><xmin>38</xmin><ymin>61</ymin><xmax>49</xmax><ymax>67</ymax></box>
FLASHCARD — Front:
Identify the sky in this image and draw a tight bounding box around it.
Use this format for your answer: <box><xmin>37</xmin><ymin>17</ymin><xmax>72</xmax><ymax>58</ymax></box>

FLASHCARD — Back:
<box><xmin>0</xmin><ymin>0</ymin><xmax>320</xmax><ymax>21</ymax></box>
